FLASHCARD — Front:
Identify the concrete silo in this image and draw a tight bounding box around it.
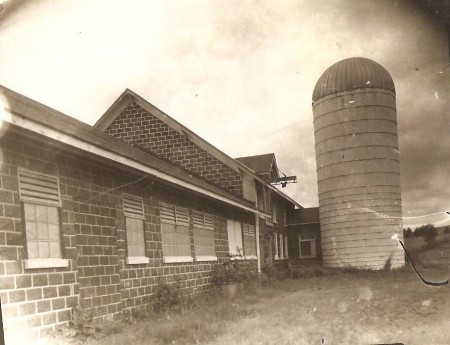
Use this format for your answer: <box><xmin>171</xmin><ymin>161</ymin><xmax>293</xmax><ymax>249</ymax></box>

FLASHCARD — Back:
<box><xmin>312</xmin><ymin>57</ymin><xmax>404</xmax><ymax>269</ymax></box>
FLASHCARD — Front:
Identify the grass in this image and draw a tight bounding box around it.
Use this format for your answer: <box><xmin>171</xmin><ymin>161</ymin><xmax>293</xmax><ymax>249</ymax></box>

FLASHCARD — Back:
<box><xmin>45</xmin><ymin>242</ymin><xmax>450</xmax><ymax>345</ymax></box>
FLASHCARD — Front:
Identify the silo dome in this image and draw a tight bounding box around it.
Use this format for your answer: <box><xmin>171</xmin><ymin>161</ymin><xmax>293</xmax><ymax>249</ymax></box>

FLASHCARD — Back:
<box><xmin>312</xmin><ymin>57</ymin><xmax>395</xmax><ymax>102</ymax></box>
<box><xmin>311</xmin><ymin>57</ymin><xmax>404</xmax><ymax>270</ymax></box>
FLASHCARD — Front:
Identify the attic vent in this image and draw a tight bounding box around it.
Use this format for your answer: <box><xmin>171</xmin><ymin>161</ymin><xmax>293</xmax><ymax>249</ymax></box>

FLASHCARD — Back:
<box><xmin>193</xmin><ymin>211</ymin><xmax>214</xmax><ymax>230</ymax></box>
<box><xmin>160</xmin><ymin>203</ymin><xmax>189</xmax><ymax>226</ymax></box>
<box><xmin>243</xmin><ymin>223</ymin><xmax>255</xmax><ymax>237</ymax></box>
<box><xmin>18</xmin><ymin>170</ymin><xmax>61</xmax><ymax>207</ymax></box>
<box><xmin>123</xmin><ymin>194</ymin><xmax>144</xmax><ymax>218</ymax></box>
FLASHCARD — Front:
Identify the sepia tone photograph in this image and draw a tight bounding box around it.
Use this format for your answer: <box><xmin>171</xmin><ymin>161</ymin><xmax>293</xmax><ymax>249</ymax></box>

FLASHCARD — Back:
<box><xmin>0</xmin><ymin>0</ymin><xmax>449</xmax><ymax>344</ymax></box>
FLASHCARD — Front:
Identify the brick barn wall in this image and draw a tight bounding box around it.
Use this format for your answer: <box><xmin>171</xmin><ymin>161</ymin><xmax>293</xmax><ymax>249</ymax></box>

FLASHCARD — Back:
<box><xmin>0</xmin><ymin>134</ymin><xmax>79</xmax><ymax>340</ymax></box>
<box><xmin>0</xmin><ymin>129</ymin><xmax>250</xmax><ymax>338</ymax></box>
<box><xmin>115</xmin><ymin>187</ymin><xmax>231</xmax><ymax>315</ymax></box>
<box><xmin>104</xmin><ymin>102</ymin><xmax>243</xmax><ymax>197</ymax></box>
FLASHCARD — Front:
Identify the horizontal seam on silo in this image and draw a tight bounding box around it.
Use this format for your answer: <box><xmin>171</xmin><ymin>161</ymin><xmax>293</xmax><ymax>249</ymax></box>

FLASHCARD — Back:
<box><xmin>312</xmin><ymin>88</ymin><xmax>396</xmax><ymax>106</ymax></box>
<box><xmin>322</xmin><ymin>254</ymin><xmax>402</xmax><ymax>260</ymax></box>
<box><xmin>316</xmin><ymin>158</ymin><xmax>400</xmax><ymax>171</ymax></box>
<box><xmin>315</xmin><ymin>145</ymin><xmax>399</xmax><ymax>159</ymax></box>
<box><xmin>319</xmin><ymin>221</ymin><xmax>401</xmax><ymax>231</ymax></box>
<box><xmin>319</xmin><ymin>216</ymin><xmax>401</xmax><ymax>226</ymax></box>
<box><xmin>315</xmin><ymin>132</ymin><xmax>398</xmax><ymax>148</ymax></box>
<box><xmin>319</xmin><ymin>194</ymin><xmax>402</xmax><ymax>205</ymax></box>
<box><xmin>314</xmin><ymin>118</ymin><xmax>398</xmax><ymax>135</ymax></box>
<box><xmin>319</xmin><ymin>204</ymin><xmax>403</xmax><ymax>216</ymax></box>
<box><xmin>317</xmin><ymin>171</ymin><xmax>400</xmax><ymax>183</ymax></box>
<box><xmin>322</xmin><ymin>238</ymin><xmax>395</xmax><ymax>249</ymax></box>
<box><xmin>319</xmin><ymin>210</ymin><xmax>402</xmax><ymax>222</ymax></box>
<box><xmin>313</xmin><ymin>104</ymin><xmax>397</xmax><ymax>122</ymax></box>
<box><xmin>320</xmin><ymin>200</ymin><xmax>402</xmax><ymax>210</ymax></box>
<box><xmin>321</xmin><ymin>231</ymin><xmax>402</xmax><ymax>240</ymax></box>
<box><xmin>318</xmin><ymin>184</ymin><xmax>402</xmax><ymax>197</ymax></box>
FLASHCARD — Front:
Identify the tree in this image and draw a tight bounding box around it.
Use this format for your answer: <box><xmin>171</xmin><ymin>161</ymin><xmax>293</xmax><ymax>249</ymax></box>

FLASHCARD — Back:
<box><xmin>414</xmin><ymin>224</ymin><xmax>437</xmax><ymax>245</ymax></box>
<box><xmin>403</xmin><ymin>227</ymin><xmax>413</xmax><ymax>238</ymax></box>
<box><xmin>444</xmin><ymin>226</ymin><xmax>450</xmax><ymax>234</ymax></box>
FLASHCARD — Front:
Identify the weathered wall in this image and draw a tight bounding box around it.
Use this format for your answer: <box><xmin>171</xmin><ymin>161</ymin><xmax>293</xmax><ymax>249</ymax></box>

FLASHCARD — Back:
<box><xmin>313</xmin><ymin>89</ymin><xmax>404</xmax><ymax>269</ymax></box>
<box><xmin>0</xmin><ymin>129</ymin><xmax>253</xmax><ymax>339</ymax></box>
<box><xmin>104</xmin><ymin>102</ymin><xmax>243</xmax><ymax>197</ymax></box>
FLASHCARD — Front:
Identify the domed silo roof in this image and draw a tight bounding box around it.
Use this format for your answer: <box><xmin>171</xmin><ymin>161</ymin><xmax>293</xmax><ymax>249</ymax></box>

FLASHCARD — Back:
<box><xmin>312</xmin><ymin>57</ymin><xmax>395</xmax><ymax>102</ymax></box>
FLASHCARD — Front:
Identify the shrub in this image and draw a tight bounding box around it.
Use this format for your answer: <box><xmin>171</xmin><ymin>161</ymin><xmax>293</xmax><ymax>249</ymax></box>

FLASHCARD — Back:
<box><xmin>153</xmin><ymin>281</ymin><xmax>184</xmax><ymax>312</ymax></box>
<box><xmin>414</xmin><ymin>224</ymin><xmax>438</xmax><ymax>245</ymax></box>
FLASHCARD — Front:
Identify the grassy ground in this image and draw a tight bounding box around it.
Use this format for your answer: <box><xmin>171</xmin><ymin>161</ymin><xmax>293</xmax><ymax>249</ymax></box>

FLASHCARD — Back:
<box><xmin>46</xmin><ymin>241</ymin><xmax>450</xmax><ymax>345</ymax></box>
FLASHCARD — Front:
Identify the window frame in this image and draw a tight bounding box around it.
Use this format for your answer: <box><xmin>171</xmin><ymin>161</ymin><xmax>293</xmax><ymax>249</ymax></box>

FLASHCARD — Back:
<box><xmin>274</xmin><ymin>232</ymin><xmax>279</xmax><ymax>260</ymax></box>
<box><xmin>159</xmin><ymin>203</ymin><xmax>193</xmax><ymax>263</ymax></box>
<box><xmin>192</xmin><ymin>210</ymin><xmax>217</xmax><ymax>262</ymax></box>
<box><xmin>299</xmin><ymin>233</ymin><xmax>317</xmax><ymax>258</ymax></box>
<box><xmin>284</xmin><ymin>234</ymin><xmax>289</xmax><ymax>259</ymax></box>
<box><xmin>279</xmin><ymin>233</ymin><xmax>284</xmax><ymax>259</ymax></box>
<box><xmin>123</xmin><ymin>194</ymin><xmax>149</xmax><ymax>265</ymax></box>
<box><xmin>18</xmin><ymin>169</ymin><xmax>68</xmax><ymax>269</ymax></box>
<box><xmin>242</xmin><ymin>223</ymin><xmax>257</xmax><ymax>259</ymax></box>
<box><xmin>227</xmin><ymin>219</ymin><xmax>244</xmax><ymax>258</ymax></box>
<box><xmin>272</xmin><ymin>197</ymin><xmax>277</xmax><ymax>224</ymax></box>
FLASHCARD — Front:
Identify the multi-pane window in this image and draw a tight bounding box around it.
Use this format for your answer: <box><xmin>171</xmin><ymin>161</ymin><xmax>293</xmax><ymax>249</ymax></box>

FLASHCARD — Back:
<box><xmin>123</xmin><ymin>194</ymin><xmax>147</xmax><ymax>264</ymax></box>
<box><xmin>24</xmin><ymin>204</ymin><xmax>61</xmax><ymax>258</ymax></box>
<box><xmin>279</xmin><ymin>233</ymin><xmax>284</xmax><ymax>259</ymax></box>
<box><xmin>227</xmin><ymin>219</ymin><xmax>243</xmax><ymax>256</ymax></box>
<box><xmin>284</xmin><ymin>234</ymin><xmax>289</xmax><ymax>259</ymax></box>
<box><xmin>272</xmin><ymin>198</ymin><xmax>277</xmax><ymax>224</ymax></box>
<box><xmin>160</xmin><ymin>203</ymin><xmax>192</xmax><ymax>262</ymax></box>
<box><xmin>18</xmin><ymin>170</ymin><xmax>68</xmax><ymax>268</ymax></box>
<box><xmin>193</xmin><ymin>211</ymin><xmax>216</xmax><ymax>260</ymax></box>
<box><xmin>242</xmin><ymin>223</ymin><xmax>256</xmax><ymax>257</ymax></box>
<box><xmin>299</xmin><ymin>233</ymin><xmax>316</xmax><ymax>258</ymax></box>
<box><xmin>274</xmin><ymin>232</ymin><xmax>279</xmax><ymax>260</ymax></box>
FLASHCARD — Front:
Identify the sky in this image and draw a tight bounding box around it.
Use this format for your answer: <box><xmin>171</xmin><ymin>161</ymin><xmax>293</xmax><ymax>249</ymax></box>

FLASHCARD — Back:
<box><xmin>0</xmin><ymin>0</ymin><xmax>449</xmax><ymax>229</ymax></box>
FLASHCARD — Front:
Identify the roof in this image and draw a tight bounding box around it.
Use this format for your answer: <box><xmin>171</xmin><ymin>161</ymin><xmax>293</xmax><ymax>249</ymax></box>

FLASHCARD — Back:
<box><xmin>0</xmin><ymin>84</ymin><xmax>259</xmax><ymax>212</ymax></box>
<box><xmin>94</xmin><ymin>89</ymin><xmax>301</xmax><ymax>208</ymax></box>
<box><xmin>286</xmin><ymin>207</ymin><xmax>320</xmax><ymax>225</ymax></box>
<box><xmin>236</xmin><ymin>153</ymin><xmax>278</xmax><ymax>177</ymax></box>
<box><xmin>1</xmin><ymin>85</ymin><xmax>301</xmax><ymax>210</ymax></box>
<box><xmin>312</xmin><ymin>57</ymin><xmax>395</xmax><ymax>102</ymax></box>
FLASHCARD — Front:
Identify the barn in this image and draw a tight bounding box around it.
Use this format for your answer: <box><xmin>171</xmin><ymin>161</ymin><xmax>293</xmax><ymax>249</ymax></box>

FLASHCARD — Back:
<box><xmin>0</xmin><ymin>85</ymin><xmax>316</xmax><ymax>340</ymax></box>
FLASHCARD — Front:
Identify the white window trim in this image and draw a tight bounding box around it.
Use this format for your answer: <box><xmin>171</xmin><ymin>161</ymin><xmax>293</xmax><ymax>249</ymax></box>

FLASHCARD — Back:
<box><xmin>195</xmin><ymin>255</ymin><xmax>218</xmax><ymax>262</ymax></box>
<box><xmin>126</xmin><ymin>256</ymin><xmax>150</xmax><ymax>265</ymax></box>
<box><xmin>279</xmin><ymin>233</ymin><xmax>284</xmax><ymax>259</ymax></box>
<box><xmin>163</xmin><ymin>256</ymin><xmax>194</xmax><ymax>264</ymax></box>
<box><xmin>24</xmin><ymin>258</ymin><xmax>69</xmax><ymax>269</ymax></box>
<box><xmin>274</xmin><ymin>233</ymin><xmax>279</xmax><ymax>260</ymax></box>
<box><xmin>299</xmin><ymin>234</ymin><xmax>317</xmax><ymax>258</ymax></box>
<box><xmin>243</xmin><ymin>255</ymin><xmax>257</xmax><ymax>260</ymax></box>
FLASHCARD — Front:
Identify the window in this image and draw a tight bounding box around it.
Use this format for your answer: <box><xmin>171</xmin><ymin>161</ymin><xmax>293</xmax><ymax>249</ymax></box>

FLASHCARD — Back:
<box><xmin>18</xmin><ymin>170</ymin><xmax>68</xmax><ymax>269</ymax></box>
<box><xmin>264</xmin><ymin>187</ymin><xmax>271</xmax><ymax>213</ymax></box>
<box><xmin>284</xmin><ymin>234</ymin><xmax>289</xmax><ymax>259</ymax></box>
<box><xmin>227</xmin><ymin>219</ymin><xmax>243</xmax><ymax>256</ymax></box>
<box><xmin>279</xmin><ymin>233</ymin><xmax>284</xmax><ymax>259</ymax></box>
<box><xmin>272</xmin><ymin>198</ymin><xmax>277</xmax><ymax>224</ymax></box>
<box><xmin>299</xmin><ymin>233</ymin><xmax>316</xmax><ymax>258</ymax></box>
<box><xmin>193</xmin><ymin>211</ymin><xmax>216</xmax><ymax>261</ymax></box>
<box><xmin>274</xmin><ymin>232</ymin><xmax>279</xmax><ymax>260</ymax></box>
<box><xmin>242</xmin><ymin>223</ymin><xmax>256</xmax><ymax>258</ymax></box>
<box><xmin>160</xmin><ymin>203</ymin><xmax>192</xmax><ymax>263</ymax></box>
<box><xmin>123</xmin><ymin>194</ymin><xmax>148</xmax><ymax>265</ymax></box>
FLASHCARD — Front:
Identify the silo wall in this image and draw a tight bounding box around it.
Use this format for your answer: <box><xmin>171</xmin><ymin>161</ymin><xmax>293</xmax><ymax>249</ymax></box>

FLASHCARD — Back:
<box><xmin>313</xmin><ymin>88</ymin><xmax>405</xmax><ymax>269</ymax></box>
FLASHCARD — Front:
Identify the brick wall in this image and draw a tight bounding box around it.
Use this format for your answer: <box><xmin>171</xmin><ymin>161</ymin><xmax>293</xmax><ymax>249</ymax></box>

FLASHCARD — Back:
<box><xmin>104</xmin><ymin>102</ymin><xmax>243</xmax><ymax>197</ymax></box>
<box><xmin>0</xmin><ymin>129</ymin><xmax>252</xmax><ymax>339</ymax></box>
<box><xmin>114</xmin><ymin>186</ymin><xmax>232</xmax><ymax>315</ymax></box>
<box><xmin>0</xmin><ymin>134</ymin><xmax>79</xmax><ymax>340</ymax></box>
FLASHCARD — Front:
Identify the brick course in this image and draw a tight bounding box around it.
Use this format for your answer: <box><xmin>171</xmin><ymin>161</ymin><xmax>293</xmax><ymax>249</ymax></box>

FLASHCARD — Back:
<box><xmin>104</xmin><ymin>103</ymin><xmax>243</xmax><ymax>197</ymax></box>
<box><xmin>0</xmin><ymin>130</ymin><xmax>257</xmax><ymax>340</ymax></box>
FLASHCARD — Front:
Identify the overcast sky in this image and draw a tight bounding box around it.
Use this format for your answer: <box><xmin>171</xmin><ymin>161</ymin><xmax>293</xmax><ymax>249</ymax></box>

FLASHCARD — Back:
<box><xmin>0</xmin><ymin>0</ymin><xmax>449</xmax><ymax>229</ymax></box>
